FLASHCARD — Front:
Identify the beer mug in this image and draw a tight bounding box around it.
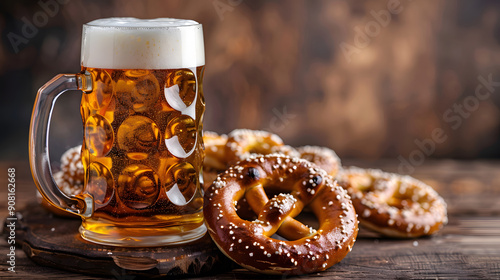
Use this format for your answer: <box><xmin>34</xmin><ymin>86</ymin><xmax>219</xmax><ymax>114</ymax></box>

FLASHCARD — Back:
<box><xmin>29</xmin><ymin>18</ymin><xmax>206</xmax><ymax>246</ymax></box>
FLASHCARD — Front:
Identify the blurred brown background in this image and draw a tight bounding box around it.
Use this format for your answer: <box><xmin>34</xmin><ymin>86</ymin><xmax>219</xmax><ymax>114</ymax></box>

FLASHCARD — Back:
<box><xmin>1</xmin><ymin>0</ymin><xmax>499</xmax><ymax>163</ymax></box>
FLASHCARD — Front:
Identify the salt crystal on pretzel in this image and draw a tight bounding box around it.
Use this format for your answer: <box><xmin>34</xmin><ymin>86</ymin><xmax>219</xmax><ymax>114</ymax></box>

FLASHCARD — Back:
<box><xmin>297</xmin><ymin>145</ymin><xmax>341</xmax><ymax>177</ymax></box>
<box><xmin>225</xmin><ymin>129</ymin><xmax>287</xmax><ymax>165</ymax></box>
<box><xmin>204</xmin><ymin>154</ymin><xmax>358</xmax><ymax>275</ymax></box>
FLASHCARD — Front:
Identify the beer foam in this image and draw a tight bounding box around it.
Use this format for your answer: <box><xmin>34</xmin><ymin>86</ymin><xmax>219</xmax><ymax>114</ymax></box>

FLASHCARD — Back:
<box><xmin>81</xmin><ymin>18</ymin><xmax>204</xmax><ymax>69</ymax></box>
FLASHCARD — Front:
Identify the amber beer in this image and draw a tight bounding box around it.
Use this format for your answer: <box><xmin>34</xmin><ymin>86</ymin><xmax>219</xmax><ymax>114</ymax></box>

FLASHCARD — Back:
<box><xmin>30</xmin><ymin>18</ymin><xmax>206</xmax><ymax>246</ymax></box>
<box><xmin>80</xmin><ymin>66</ymin><xmax>205</xmax><ymax>244</ymax></box>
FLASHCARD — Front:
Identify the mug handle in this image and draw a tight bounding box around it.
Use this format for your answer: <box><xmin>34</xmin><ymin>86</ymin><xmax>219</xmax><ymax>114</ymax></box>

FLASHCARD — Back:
<box><xmin>29</xmin><ymin>72</ymin><xmax>94</xmax><ymax>217</ymax></box>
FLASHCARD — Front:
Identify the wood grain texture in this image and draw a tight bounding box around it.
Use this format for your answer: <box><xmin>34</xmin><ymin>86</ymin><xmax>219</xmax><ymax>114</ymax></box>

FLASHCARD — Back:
<box><xmin>1</xmin><ymin>160</ymin><xmax>500</xmax><ymax>279</ymax></box>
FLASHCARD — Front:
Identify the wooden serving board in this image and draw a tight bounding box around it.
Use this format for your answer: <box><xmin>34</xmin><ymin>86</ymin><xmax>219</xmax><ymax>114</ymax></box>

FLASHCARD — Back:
<box><xmin>4</xmin><ymin>202</ymin><xmax>233</xmax><ymax>278</ymax></box>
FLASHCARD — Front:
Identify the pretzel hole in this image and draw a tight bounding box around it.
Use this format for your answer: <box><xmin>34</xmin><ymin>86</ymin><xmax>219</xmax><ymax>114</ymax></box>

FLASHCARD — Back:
<box><xmin>294</xmin><ymin>211</ymin><xmax>319</xmax><ymax>232</ymax></box>
<box><xmin>400</xmin><ymin>188</ymin><xmax>431</xmax><ymax>204</ymax></box>
<box><xmin>234</xmin><ymin>197</ymin><xmax>258</xmax><ymax>221</ymax></box>
<box><xmin>269</xmin><ymin>233</ymin><xmax>288</xmax><ymax>241</ymax></box>
<box><xmin>388</xmin><ymin>184</ymin><xmax>430</xmax><ymax>208</ymax></box>
<box><xmin>349</xmin><ymin>175</ymin><xmax>374</xmax><ymax>192</ymax></box>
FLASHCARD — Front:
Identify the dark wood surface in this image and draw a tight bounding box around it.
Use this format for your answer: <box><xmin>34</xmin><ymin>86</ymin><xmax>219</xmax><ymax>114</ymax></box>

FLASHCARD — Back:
<box><xmin>1</xmin><ymin>160</ymin><xmax>500</xmax><ymax>279</ymax></box>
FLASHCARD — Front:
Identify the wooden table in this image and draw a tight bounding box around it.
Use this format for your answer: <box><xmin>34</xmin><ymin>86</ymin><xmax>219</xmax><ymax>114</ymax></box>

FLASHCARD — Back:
<box><xmin>1</xmin><ymin>160</ymin><xmax>500</xmax><ymax>279</ymax></box>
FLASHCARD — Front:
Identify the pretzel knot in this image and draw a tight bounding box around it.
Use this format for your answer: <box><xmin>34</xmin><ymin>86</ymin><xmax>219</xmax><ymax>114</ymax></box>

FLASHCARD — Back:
<box><xmin>204</xmin><ymin>154</ymin><xmax>358</xmax><ymax>275</ymax></box>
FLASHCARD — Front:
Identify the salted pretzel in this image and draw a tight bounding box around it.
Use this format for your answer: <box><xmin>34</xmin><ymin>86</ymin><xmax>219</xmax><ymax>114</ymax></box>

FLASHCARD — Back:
<box><xmin>224</xmin><ymin>129</ymin><xmax>299</xmax><ymax>165</ymax></box>
<box><xmin>297</xmin><ymin>146</ymin><xmax>341</xmax><ymax>177</ymax></box>
<box><xmin>203</xmin><ymin>131</ymin><xmax>228</xmax><ymax>171</ymax></box>
<box><xmin>203</xmin><ymin>131</ymin><xmax>228</xmax><ymax>190</ymax></box>
<box><xmin>336</xmin><ymin>167</ymin><xmax>447</xmax><ymax>238</ymax></box>
<box><xmin>204</xmin><ymin>154</ymin><xmax>358</xmax><ymax>275</ymax></box>
<box><xmin>58</xmin><ymin>145</ymin><xmax>85</xmax><ymax>191</ymax></box>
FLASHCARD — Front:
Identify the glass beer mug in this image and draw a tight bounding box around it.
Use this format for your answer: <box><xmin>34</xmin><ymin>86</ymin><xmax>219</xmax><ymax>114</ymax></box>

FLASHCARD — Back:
<box><xmin>29</xmin><ymin>18</ymin><xmax>206</xmax><ymax>246</ymax></box>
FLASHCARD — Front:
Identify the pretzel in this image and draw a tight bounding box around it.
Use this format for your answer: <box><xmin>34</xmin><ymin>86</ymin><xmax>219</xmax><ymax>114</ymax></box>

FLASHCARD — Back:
<box><xmin>59</xmin><ymin>145</ymin><xmax>85</xmax><ymax>188</ymax></box>
<box><xmin>204</xmin><ymin>154</ymin><xmax>358</xmax><ymax>275</ymax></box>
<box><xmin>224</xmin><ymin>129</ymin><xmax>299</xmax><ymax>165</ymax></box>
<box><xmin>203</xmin><ymin>131</ymin><xmax>228</xmax><ymax>190</ymax></box>
<box><xmin>297</xmin><ymin>146</ymin><xmax>341</xmax><ymax>177</ymax></box>
<box><xmin>336</xmin><ymin>167</ymin><xmax>447</xmax><ymax>238</ymax></box>
<box><xmin>203</xmin><ymin>131</ymin><xmax>228</xmax><ymax>171</ymax></box>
